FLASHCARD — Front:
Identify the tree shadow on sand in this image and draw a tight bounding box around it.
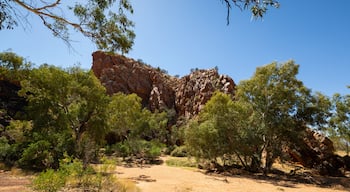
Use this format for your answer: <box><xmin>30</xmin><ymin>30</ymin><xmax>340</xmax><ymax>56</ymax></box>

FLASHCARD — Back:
<box><xmin>204</xmin><ymin>168</ymin><xmax>350</xmax><ymax>191</ymax></box>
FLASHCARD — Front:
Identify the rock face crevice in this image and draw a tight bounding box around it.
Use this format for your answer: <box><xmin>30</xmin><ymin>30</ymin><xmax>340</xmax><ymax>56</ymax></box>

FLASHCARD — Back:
<box><xmin>91</xmin><ymin>51</ymin><xmax>236</xmax><ymax>119</ymax></box>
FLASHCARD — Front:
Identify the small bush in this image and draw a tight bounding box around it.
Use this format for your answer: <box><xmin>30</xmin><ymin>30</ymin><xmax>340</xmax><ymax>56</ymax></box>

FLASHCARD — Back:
<box><xmin>0</xmin><ymin>137</ymin><xmax>11</xmax><ymax>161</ymax></box>
<box><xmin>19</xmin><ymin>140</ymin><xmax>55</xmax><ymax>170</ymax></box>
<box><xmin>112</xmin><ymin>139</ymin><xmax>164</xmax><ymax>161</ymax></box>
<box><xmin>170</xmin><ymin>146</ymin><xmax>188</xmax><ymax>157</ymax></box>
<box><xmin>32</xmin><ymin>156</ymin><xmax>139</xmax><ymax>192</ymax></box>
<box><xmin>114</xmin><ymin>142</ymin><xmax>132</xmax><ymax>158</ymax></box>
<box><xmin>32</xmin><ymin>169</ymin><xmax>66</xmax><ymax>192</ymax></box>
<box><xmin>146</xmin><ymin>141</ymin><xmax>164</xmax><ymax>160</ymax></box>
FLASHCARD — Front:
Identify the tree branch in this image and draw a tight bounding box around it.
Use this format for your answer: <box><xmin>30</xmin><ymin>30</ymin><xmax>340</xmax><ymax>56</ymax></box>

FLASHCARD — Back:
<box><xmin>12</xmin><ymin>0</ymin><xmax>96</xmax><ymax>40</ymax></box>
<box><xmin>35</xmin><ymin>0</ymin><xmax>61</xmax><ymax>11</ymax></box>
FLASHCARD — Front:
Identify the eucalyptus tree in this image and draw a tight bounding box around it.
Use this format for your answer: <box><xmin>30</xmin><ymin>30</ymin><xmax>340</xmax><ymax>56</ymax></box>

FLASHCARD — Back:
<box><xmin>18</xmin><ymin>65</ymin><xmax>110</xmax><ymax>168</ymax></box>
<box><xmin>331</xmin><ymin>91</ymin><xmax>350</xmax><ymax>155</ymax></box>
<box><xmin>236</xmin><ymin>61</ymin><xmax>330</xmax><ymax>173</ymax></box>
<box><xmin>0</xmin><ymin>0</ymin><xmax>135</xmax><ymax>53</ymax></box>
<box><xmin>185</xmin><ymin>61</ymin><xmax>331</xmax><ymax>174</ymax></box>
<box><xmin>0</xmin><ymin>51</ymin><xmax>32</xmax><ymax>81</ymax></box>
<box><xmin>185</xmin><ymin>91</ymin><xmax>262</xmax><ymax>171</ymax></box>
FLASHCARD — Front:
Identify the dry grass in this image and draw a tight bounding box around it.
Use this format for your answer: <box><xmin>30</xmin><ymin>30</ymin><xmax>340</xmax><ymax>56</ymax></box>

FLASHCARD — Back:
<box><xmin>165</xmin><ymin>157</ymin><xmax>197</xmax><ymax>168</ymax></box>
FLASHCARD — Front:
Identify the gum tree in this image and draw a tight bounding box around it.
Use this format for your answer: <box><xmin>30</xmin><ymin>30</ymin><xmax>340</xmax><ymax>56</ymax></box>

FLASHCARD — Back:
<box><xmin>0</xmin><ymin>0</ymin><xmax>135</xmax><ymax>53</ymax></box>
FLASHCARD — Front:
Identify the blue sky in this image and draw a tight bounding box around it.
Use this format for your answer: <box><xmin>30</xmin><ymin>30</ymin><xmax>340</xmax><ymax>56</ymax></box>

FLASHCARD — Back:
<box><xmin>0</xmin><ymin>0</ymin><xmax>349</xmax><ymax>96</ymax></box>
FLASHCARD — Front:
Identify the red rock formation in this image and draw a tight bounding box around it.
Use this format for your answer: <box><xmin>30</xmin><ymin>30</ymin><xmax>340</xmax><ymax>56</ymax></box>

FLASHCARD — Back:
<box><xmin>287</xmin><ymin>129</ymin><xmax>347</xmax><ymax>176</ymax></box>
<box><xmin>91</xmin><ymin>51</ymin><xmax>236</xmax><ymax>119</ymax></box>
<box><xmin>175</xmin><ymin>69</ymin><xmax>235</xmax><ymax>118</ymax></box>
<box><xmin>92</xmin><ymin>51</ymin><xmax>176</xmax><ymax>110</ymax></box>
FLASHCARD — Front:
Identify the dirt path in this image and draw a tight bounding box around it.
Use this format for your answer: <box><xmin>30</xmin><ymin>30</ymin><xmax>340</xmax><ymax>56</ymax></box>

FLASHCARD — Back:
<box><xmin>116</xmin><ymin>161</ymin><xmax>348</xmax><ymax>192</ymax></box>
<box><xmin>0</xmin><ymin>171</ymin><xmax>31</xmax><ymax>192</ymax></box>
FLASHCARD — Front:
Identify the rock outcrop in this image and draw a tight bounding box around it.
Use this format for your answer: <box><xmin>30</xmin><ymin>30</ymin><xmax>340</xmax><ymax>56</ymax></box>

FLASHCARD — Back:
<box><xmin>175</xmin><ymin>69</ymin><xmax>235</xmax><ymax>118</ymax></box>
<box><xmin>92</xmin><ymin>51</ymin><xmax>176</xmax><ymax>110</ymax></box>
<box><xmin>288</xmin><ymin>129</ymin><xmax>346</xmax><ymax>176</ymax></box>
<box><xmin>92</xmin><ymin>51</ymin><xmax>236</xmax><ymax>119</ymax></box>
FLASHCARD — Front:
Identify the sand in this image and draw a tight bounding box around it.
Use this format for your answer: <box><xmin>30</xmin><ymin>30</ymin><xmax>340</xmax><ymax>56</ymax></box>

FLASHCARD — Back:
<box><xmin>115</xmin><ymin>161</ymin><xmax>348</xmax><ymax>192</ymax></box>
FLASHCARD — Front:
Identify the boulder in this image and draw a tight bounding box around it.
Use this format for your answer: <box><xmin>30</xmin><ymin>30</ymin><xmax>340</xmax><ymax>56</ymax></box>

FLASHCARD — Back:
<box><xmin>287</xmin><ymin>129</ymin><xmax>347</xmax><ymax>176</ymax></box>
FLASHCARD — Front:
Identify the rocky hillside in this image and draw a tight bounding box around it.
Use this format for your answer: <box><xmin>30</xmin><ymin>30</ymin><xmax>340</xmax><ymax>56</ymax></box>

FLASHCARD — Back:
<box><xmin>92</xmin><ymin>51</ymin><xmax>236</xmax><ymax>120</ymax></box>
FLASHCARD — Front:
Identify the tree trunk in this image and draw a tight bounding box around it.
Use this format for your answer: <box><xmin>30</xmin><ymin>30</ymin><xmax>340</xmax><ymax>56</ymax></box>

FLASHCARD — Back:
<box><xmin>263</xmin><ymin>144</ymin><xmax>274</xmax><ymax>175</ymax></box>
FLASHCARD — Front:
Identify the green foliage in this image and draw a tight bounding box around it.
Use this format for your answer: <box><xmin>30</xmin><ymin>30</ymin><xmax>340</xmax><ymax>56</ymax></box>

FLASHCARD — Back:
<box><xmin>236</xmin><ymin>61</ymin><xmax>321</xmax><ymax>173</ymax></box>
<box><xmin>0</xmin><ymin>120</ymin><xmax>33</xmax><ymax>166</ymax></box>
<box><xmin>14</xmin><ymin>65</ymin><xmax>110</xmax><ymax>169</ymax></box>
<box><xmin>107</xmin><ymin>93</ymin><xmax>168</xmax><ymax>142</ymax></box>
<box><xmin>185</xmin><ymin>92</ymin><xmax>261</xmax><ymax>170</ymax></box>
<box><xmin>0</xmin><ymin>51</ymin><xmax>32</xmax><ymax>81</ymax></box>
<box><xmin>112</xmin><ymin>139</ymin><xmax>164</xmax><ymax>160</ymax></box>
<box><xmin>19</xmin><ymin>140</ymin><xmax>54</xmax><ymax>170</ymax></box>
<box><xmin>32</xmin><ymin>169</ymin><xmax>66</xmax><ymax>192</ymax></box>
<box><xmin>1</xmin><ymin>54</ymin><xmax>169</xmax><ymax>169</ymax></box>
<box><xmin>107</xmin><ymin>93</ymin><xmax>144</xmax><ymax>139</ymax></box>
<box><xmin>74</xmin><ymin>0</ymin><xmax>135</xmax><ymax>53</ymax></box>
<box><xmin>185</xmin><ymin>61</ymin><xmax>330</xmax><ymax>174</ymax></box>
<box><xmin>330</xmin><ymin>91</ymin><xmax>350</xmax><ymax>155</ymax></box>
<box><xmin>105</xmin><ymin>92</ymin><xmax>169</xmax><ymax>162</ymax></box>
<box><xmin>186</xmin><ymin>92</ymin><xmax>239</xmax><ymax>159</ymax></box>
<box><xmin>0</xmin><ymin>136</ymin><xmax>11</xmax><ymax>161</ymax></box>
<box><xmin>222</xmin><ymin>0</ymin><xmax>279</xmax><ymax>24</ymax></box>
<box><xmin>185</xmin><ymin>119</ymin><xmax>221</xmax><ymax>161</ymax></box>
<box><xmin>1</xmin><ymin>1</ymin><xmax>134</xmax><ymax>53</ymax></box>
<box><xmin>111</xmin><ymin>142</ymin><xmax>132</xmax><ymax>158</ymax></box>
<box><xmin>32</xmin><ymin>155</ymin><xmax>139</xmax><ymax>192</ymax></box>
<box><xmin>170</xmin><ymin>146</ymin><xmax>188</xmax><ymax>157</ymax></box>
<box><xmin>0</xmin><ymin>138</ymin><xmax>21</xmax><ymax>166</ymax></box>
<box><xmin>5</xmin><ymin>120</ymin><xmax>32</xmax><ymax>143</ymax></box>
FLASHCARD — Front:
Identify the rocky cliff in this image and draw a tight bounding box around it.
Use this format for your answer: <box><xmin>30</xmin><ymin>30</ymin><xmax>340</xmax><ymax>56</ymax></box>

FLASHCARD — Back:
<box><xmin>91</xmin><ymin>51</ymin><xmax>236</xmax><ymax>119</ymax></box>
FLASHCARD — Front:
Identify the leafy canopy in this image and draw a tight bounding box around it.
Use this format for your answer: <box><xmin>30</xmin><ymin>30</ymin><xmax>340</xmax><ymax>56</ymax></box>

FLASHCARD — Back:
<box><xmin>330</xmin><ymin>91</ymin><xmax>350</xmax><ymax>155</ymax></box>
<box><xmin>17</xmin><ymin>65</ymin><xmax>110</xmax><ymax>168</ymax></box>
<box><xmin>0</xmin><ymin>0</ymin><xmax>135</xmax><ymax>53</ymax></box>
<box><xmin>0</xmin><ymin>51</ymin><xmax>32</xmax><ymax>81</ymax></box>
<box><xmin>185</xmin><ymin>61</ymin><xmax>331</xmax><ymax>174</ymax></box>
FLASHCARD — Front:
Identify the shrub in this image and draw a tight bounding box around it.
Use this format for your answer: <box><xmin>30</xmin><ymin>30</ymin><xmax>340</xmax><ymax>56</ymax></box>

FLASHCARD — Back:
<box><xmin>170</xmin><ymin>146</ymin><xmax>188</xmax><ymax>157</ymax></box>
<box><xmin>19</xmin><ymin>140</ymin><xmax>55</xmax><ymax>170</ymax></box>
<box><xmin>113</xmin><ymin>142</ymin><xmax>132</xmax><ymax>158</ymax></box>
<box><xmin>113</xmin><ymin>139</ymin><xmax>164</xmax><ymax>161</ymax></box>
<box><xmin>0</xmin><ymin>137</ymin><xmax>11</xmax><ymax>161</ymax></box>
<box><xmin>32</xmin><ymin>156</ymin><xmax>139</xmax><ymax>192</ymax></box>
<box><xmin>32</xmin><ymin>169</ymin><xmax>66</xmax><ymax>192</ymax></box>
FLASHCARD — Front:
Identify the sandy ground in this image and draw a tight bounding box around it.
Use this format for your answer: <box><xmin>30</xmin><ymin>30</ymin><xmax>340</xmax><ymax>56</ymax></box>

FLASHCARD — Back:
<box><xmin>0</xmin><ymin>171</ymin><xmax>31</xmax><ymax>192</ymax></box>
<box><xmin>0</xmin><ymin>159</ymin><xmax>349</xmax><ymax>192</ymax></box>
<box><xmin>116</xmin><ymin>161</ymin><xmax>349</xmax><ymax>192</ymax></box>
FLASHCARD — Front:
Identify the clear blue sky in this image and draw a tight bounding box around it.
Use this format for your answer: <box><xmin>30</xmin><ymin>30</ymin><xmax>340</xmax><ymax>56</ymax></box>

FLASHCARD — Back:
<box><xmin>0</xmin><ymin>0</ymin><xmax>349</xmax><ymax>96</ymax></box>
